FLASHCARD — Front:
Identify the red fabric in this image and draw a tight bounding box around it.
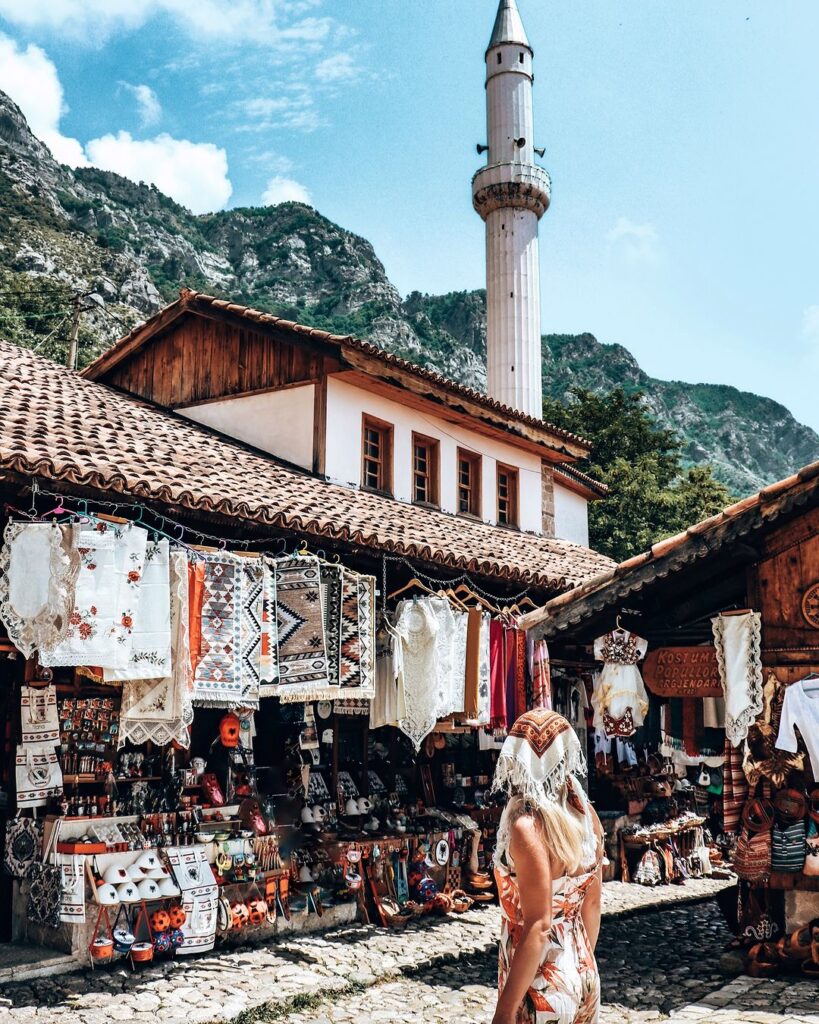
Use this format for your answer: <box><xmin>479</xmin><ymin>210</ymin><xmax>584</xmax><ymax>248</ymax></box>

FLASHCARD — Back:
<box><xmin>187</xmin><ymin>560</ymin><xmax>206</xmax><ymax>678</ymax></box>
<box><xmin>514</xmin><ymin>629</ymin><xmax>527</xmax><ymax>720</ymax></box>
<box><xmin>489</xmin><ymin>619</ymin><xmax>507</xmax><ymax>729</ymax></box>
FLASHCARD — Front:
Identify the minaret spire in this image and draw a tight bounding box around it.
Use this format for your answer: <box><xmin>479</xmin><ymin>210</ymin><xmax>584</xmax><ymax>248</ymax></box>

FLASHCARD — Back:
<box><xmin>473</xmin><ymin>0</ymin><xmax>550</xmax><ymax>418</ymax></box>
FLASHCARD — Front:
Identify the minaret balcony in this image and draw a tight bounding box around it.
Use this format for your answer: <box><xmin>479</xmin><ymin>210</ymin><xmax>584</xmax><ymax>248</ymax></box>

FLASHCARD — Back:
<box><xmin>472</xmin><ymin>162</ymin><xmax>551</xmax><ymax>220</ymax></box>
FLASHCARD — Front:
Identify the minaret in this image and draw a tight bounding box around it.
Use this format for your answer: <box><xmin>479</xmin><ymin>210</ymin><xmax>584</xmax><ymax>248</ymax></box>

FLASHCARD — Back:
<box><xmin>472</xmin><ymin>0</ymin><xmax>551</xmax><ymax>419</ymax></box>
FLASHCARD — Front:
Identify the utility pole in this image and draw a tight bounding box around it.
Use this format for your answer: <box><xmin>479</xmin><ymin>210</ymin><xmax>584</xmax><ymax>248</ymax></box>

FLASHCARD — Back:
<box><xmin>66</xmin><ymin>293</ymin><xmax>82</xmax><ymax>372</ymax></box>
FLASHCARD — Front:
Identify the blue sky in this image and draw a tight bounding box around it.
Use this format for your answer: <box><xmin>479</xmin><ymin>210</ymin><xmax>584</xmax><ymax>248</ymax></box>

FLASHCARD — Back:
<box><xmin>1</xmin><ymin>1</ymin><xmax>818</xmax><ymax>432</ymax></box>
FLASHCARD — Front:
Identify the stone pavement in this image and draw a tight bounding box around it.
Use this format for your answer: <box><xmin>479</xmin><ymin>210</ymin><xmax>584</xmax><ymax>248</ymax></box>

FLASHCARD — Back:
<box><xmin>0</xmin><ymin>876</ymin><xmax>773</xmax><ymax>1024</ymax></box>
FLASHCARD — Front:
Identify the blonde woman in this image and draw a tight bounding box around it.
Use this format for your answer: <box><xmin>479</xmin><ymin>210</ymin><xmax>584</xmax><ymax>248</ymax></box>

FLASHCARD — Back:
<box><xmin>491</xmin><ymin>709</ymin><xmax>603</xmax><ymax>1024</ymax></box>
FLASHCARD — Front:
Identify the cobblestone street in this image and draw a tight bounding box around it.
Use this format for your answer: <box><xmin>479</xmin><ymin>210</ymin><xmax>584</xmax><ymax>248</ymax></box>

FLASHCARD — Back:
<box><xmin>1</xmin><ymin>878</ymin><xmax>817</xmax><ymax>1024</ymax></box>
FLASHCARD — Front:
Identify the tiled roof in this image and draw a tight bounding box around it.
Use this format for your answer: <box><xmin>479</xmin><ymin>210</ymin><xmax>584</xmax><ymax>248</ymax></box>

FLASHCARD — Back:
<box><xmin>1</xmin><ymin>340</ymin><xmax>614</xmax><ymax>591</ymax></box>
<box><xmin>554</xmin><ymin>464</ymin><xmax>608</xmax><ymax>499</ymax></box>
<box><xmin>520</xmin><ymin>460</ymin><xmax>819</xmax><ymax>631</ymax></box>
<box><xmin>82</xmin><ymin>289</ymin><xmax>591</xmax><ymax>457</ymax></box>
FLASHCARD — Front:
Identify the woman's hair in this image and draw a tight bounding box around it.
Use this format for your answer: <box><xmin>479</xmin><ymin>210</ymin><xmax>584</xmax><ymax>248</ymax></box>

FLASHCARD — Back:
<box><xmin>504</xmin><ymin>791</ymin><xmax>587</xmax><ymax>876</ymax></box>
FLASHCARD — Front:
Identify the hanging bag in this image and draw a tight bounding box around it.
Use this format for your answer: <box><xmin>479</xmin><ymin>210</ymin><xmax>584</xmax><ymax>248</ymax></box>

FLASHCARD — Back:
<box><xmin>771</xmin><ymin>820</ymin><xmax>807</xmax><ymax>873</ymax></box>
<box><xmin>3</xmin><ymin>813</ymin><xmax>43</xmax><ymax>878</ymax></box>
<box><xmin>15</xmin><ymin>745</ymin><xmax>63</xmax><ymax>808</ymax></box>
<box><xmin>27</xmin><ymin>819</ymin><xmax>63</xmax><ymax>929</ymax></box>
<box><xmin>20</xmin><ymin>684</ymin><xmax>59</xmax><ymax>747</ymax></box>
<box><xmin>734</xmin><ymin>796</ymin><xmax>773</xmax><ymax>883</ymax></box>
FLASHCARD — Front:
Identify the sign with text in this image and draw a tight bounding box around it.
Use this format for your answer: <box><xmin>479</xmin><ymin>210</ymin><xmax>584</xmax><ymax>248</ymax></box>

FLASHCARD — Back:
<box><xmin>643</xmin><ymin>646</ymin><xmax>723</xmax><ymax>698</ymax></box>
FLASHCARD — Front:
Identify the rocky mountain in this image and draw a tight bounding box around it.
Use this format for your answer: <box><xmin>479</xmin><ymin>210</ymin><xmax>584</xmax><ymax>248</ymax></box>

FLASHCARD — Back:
<box><xmin>0</xmin><ymin>88</ymin><xmax>815</xmax><ymax>497</ymax></box>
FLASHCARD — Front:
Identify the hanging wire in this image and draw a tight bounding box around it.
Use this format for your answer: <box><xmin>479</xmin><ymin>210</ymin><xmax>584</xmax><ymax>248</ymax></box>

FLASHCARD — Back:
<box><xmin>23</xmin><ymin>484</ymin><xmax>535</xmax><ymax>603</ymax></box>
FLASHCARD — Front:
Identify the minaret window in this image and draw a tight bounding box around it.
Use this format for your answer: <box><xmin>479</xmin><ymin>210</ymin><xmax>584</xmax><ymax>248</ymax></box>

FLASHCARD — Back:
<box><xmin>497</xmin><ymin>464</ymin><xmax>519</xmax><ymax>527</ymax></box>
<box><xmin>497</xmin><ymin>52</ymin><xmax>502</xmax><ymax>64</ymax></box>
<box><xmin>361</xmin><ymin>414</ymin><xmax>393</xmax><ymax>495</ymax></box>
<box><xmin>412</xmin><ymin>433</ymin><xmax>440</xmax><ymax>507</ymax></box>
<box><xmin>457</xmin><ymin>448</ymin><xmax>482</xmax><ymax>517</ymax></box>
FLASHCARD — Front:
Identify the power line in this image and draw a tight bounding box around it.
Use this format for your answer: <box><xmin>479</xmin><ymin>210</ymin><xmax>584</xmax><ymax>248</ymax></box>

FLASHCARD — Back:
<box><xmin>0</xmin><ymin>310</ymin><xmax>70</xmax><ymax>320</ymax></box>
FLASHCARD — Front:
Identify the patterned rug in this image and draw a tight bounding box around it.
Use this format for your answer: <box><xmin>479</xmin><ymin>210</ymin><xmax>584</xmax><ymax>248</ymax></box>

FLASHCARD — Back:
<box><xmin>258</xmin><ymin>557</ymin><xmax>279</xmax><ymax>694</ymax></box>
<box><xmin>238</xmin><ymin>557</ymin><xmax>263</xmax><ymax>708</ymax></box>
<box><xmin>192</xmin><ymin>553</ymin><xmax>243</xmax><ymax>706</ymax></box>
<box><xmin>338</xmin><ymin>569</ymin><xmax>361</xmax><ymax>690</ymax></box>
<box><xmin>275</xmin><ymin>555</ymin><xmax>330</xmax><ymax>702</ymax></box>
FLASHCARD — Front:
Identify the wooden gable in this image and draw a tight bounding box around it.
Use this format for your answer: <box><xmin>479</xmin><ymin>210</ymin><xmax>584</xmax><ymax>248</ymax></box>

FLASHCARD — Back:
<box><xmin>100</xmin><ymin>310</ymin><xmax>342</xmax><ymax>408</ymax></box>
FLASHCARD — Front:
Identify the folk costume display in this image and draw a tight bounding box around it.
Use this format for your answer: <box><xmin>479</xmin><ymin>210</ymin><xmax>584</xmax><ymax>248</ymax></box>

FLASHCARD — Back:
<box><xmin>712</xmin><ymin>611</ymin><xmax>763</xmax><ymax>748</ymax></box>
<box><xmin>591</xmin><ymin>628</ymin><xmax>648</xmax><ymax>739</ymax></box>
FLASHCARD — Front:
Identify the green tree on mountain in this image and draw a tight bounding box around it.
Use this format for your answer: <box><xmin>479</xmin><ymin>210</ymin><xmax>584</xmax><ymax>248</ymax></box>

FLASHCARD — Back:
<box><xmin>543</xmin><ymin>387</ymin><xmax>733</xmax><ymax>562</ymax></box>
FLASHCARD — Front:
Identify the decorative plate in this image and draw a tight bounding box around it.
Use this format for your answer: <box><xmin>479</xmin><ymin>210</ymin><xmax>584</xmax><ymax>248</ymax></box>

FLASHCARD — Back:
<box><xmin>802</xmin><ymin>582</ymin><xmax>819</xmax><ymax>629</ymax></box>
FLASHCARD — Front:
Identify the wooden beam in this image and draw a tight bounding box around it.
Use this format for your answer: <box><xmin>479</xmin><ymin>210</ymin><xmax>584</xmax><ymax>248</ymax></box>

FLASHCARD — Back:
<box><xmin>81</xmin><ymin>299</ymin><xmax>188</xmax><ymax>380</ymax></box>
<box><xmin>312</xmin><ymin>369</ymin><xmax>327</xmax><ymax>477</ymax></box>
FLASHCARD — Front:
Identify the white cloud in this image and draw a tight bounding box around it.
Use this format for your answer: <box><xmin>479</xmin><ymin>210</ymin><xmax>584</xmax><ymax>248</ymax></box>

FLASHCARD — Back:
<box><xmin>0</xmin><ymin>32</ymin><xmax>87</xmax><ymax>166</ymax></box>
<box><xmin>0</xmin><ymin>1</ymin><xmax>332</xmax><ymax>46</ymax></box>
<box><xmin>802</xmin><ymin>306</ymin><xmax>819</xmax><ymax>345</ymax></box>
<box><xmin>119</xmin><ymin>82</ymin><xmax>162</xmax><ymax>127</ymax></box>
<box><xmin>261</xmin><ymin>175</ymin><xmax>311</xmax><ymax>206</ymax></box>
<box><xmin>315</xmin><ymin>53</ymin><xmax>359</xmax><ymax>84</ymax></box>
<box><xmin>85</xmin><ymin>132</ymin><xmax>232</xmax><ymax>213</ymax></box>
<box><xmin>606</xmin><ymin>217</ymin><xmax>659</xmax><ymax>264</ymax></box>
<box><xmin>235</xmin><ymin>90</ymin><xmax>323</xmax><ymax>132</ymax></box>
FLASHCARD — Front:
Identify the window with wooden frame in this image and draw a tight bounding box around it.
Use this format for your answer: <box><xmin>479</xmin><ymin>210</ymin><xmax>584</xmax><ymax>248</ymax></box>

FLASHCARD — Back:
<box><xmin>496</xmin><ymin>463</ymin><xmax>519</xmax><ymax>527</ymax></box>
<box><xmin>411</xmin><ymin>433</ymin><xmax>440</xmax><ymax>507</ymax></box>
<box><xmin>361</xmin><ymin>414</ymin><xmax>393</xmax><ymax>495</ymax></box>
<box><xmin>457</xmin><ymin>448</ymin><xmax>482</xmax><ymax>517</ymax></box>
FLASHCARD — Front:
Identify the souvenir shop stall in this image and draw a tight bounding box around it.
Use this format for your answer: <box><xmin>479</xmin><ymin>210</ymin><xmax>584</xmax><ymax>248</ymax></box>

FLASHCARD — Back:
<box><xmin>0</xmin><ymin>481</ymin><xmax>561</xmax><ymax>966</ymax></box>
<box><xmin>521</xmin><ymin>463</ymin><xmax>819</xmax><ymax>976</ymax></box>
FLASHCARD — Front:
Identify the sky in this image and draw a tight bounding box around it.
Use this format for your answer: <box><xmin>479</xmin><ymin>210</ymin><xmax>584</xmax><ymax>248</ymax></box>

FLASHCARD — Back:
<box><xmin>0</xmin><ymin>1</ymin><xmax>818</xmax><ymax>431</ymax></box>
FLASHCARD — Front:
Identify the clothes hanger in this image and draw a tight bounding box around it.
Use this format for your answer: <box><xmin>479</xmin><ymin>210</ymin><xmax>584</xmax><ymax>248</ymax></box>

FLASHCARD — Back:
<box><xmin>515</xmin><ymin>596</ymin><xmax>538</xmax><ymax>611</ymax></box>
<box><xmin>386</xmin><ymin>577</ymin><xmax>436</xmax><ymax>602</ymax></box>
<box><xmin>439</xmin><ymin>588</ymin><xmax>470</xmax><ymax>612</ymax></box>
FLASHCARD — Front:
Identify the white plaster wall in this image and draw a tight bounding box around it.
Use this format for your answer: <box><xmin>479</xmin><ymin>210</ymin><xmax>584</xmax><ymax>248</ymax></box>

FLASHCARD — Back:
<box><xmin>182</xmin><ymin>385</ymin><xmax>315</xmax><ymax>470</ymax></box>
<box><xmin>325</xmin><ymin>377</ymin><xmax>543</xmax><ymax>533</ymax></box>
<box><xmin>553</xmin><ymin>482</ymin><xmax>590</xmax><ymax>547</ymax></box>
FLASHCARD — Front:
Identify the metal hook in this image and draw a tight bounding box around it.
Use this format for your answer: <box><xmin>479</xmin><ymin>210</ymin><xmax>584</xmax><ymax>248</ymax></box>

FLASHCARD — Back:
<box><xmin>174</xmin><ymin>524</ymin><xmax>185</xmax><ymax>542</ymax></box>
<box><xmin>218</xmin><ymin>538</ymin><xmax>227</xmax><ymax>551</ymax></box>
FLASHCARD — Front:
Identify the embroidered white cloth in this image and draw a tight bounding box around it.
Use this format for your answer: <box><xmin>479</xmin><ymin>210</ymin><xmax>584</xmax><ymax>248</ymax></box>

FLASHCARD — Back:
<box><xmin>40</xmin><ymin>523</ymin><xmax>148</xmax><ymax>669</ymax></box>
<box><xmin>776</xmin><ymin>677</ymin><xmax>819</xmax><ymax>780</ymax></box>
<box><xmin>449</xmin><ymin>609</ymin><xmax>468</xmax><ymax>714</ymax></box>
<box><xmin>370</xmin><ymin>632</ymin><xmax>406</xmax><ymax>729</ymax></box>
<box><xmin>119</xmin><ymin>550</ymin><xmax>194</xmax><ymax>749</ymax></box>
<box><xmin>712</xmin><ymin>611</ymin><xmax>763</xmax><ymax>747</ymax></box>
<box><xmin>428</xmin><ymin>597</ymin><xmax>457</xmax><ymax>719</ymax></box>
<box><xmin>396</xmin><ymin>598</ymin><xmax>440</xmax><ymax>751</ymax></box>
<box><xmin>104</xmin><ymin>538</ymin><xmax>171</xmax><ymax>682</ymax></box>
<box><xmin>0</xmin><ymin>522</ymin><xmax>79</xmax><ymax>659</ymax></box>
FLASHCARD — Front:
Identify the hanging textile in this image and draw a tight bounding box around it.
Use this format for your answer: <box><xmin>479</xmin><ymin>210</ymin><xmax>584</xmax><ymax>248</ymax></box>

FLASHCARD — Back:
<box><xmin>258</xmin><ymin>557</ymin><xmax>279</xmax><ymax>694</ymax></box>
<box><xmin>336</xmin><ymin>573</ymin><xmax>378</xmax><ymax>710</ymax></box>
<box><xmin>188</xmin><ymin>559</ymin><xmax>206</xmax><ymax>678</ymax></box>
<box><xmin>477</xmin><ymin>613</ymin><xmax>491</xmax><ymax>725</ymax></box>
<box><xmin>529</xmin><ymin>636</ymin><xmax>552</xmax><ymax>711</ymax></box>
<box><xmin>427</xmin><ymin>596</ymin><xmax>456</xmax><ymax>719</ymax></box>
<box><xmin>489</xmin><ymin>619</ymin><xmax>507</xmax><ymax>730</ymax></box>
<box><xmin>238</xmin><ymin>556</ymin><xmax>263</xmax><ymax>708</ymax></box>
<box><xmin>712</xmin><ymin>612</ymin><xmax>763</xmax><ymax>748</ymax></box>
<box><xmin>104</xmin><ymin>538</ymin><xmax>171</xmax><ymax>682</ymax></box>
<box><xmin>275</xmin><ymin>555</ymin><xmax>330</xmax><ymax>703</ymax></box>
<box><xmin>0</xmin><ymin>522</ymin><xmax>80</xmax><ymax>659</ymax></box>
<box><xmin>462</xmin><ymin>608</ymin><xmax>482</xmax><ymax>719</ymax></box>
<box><xmin>320</xmin><ymin>563</ymin><xmax>343</xmax><ymax>689</ymax></box>
<box><xmin>723</xmin><ymin>737</ymin><xmax>749</xmax><ymax>833</ymax></box>
<box><xmin>339</xmin><ymin>569</ymin><xmax>362</xmax><ymax>690</ymax></box>
<box><xmin>450</xmin><ymin>609</ymin><xmax>468</xmax><ymax>715</ymax></box>
<box><xmin>40</xmin><ymin>522</ymin><xmax>148</xmax><ymax>669</ymax></box>
<box><xmin>514</xmin><ymin>628</ymin><xmax>527</xmax><ymax>720</ymax></box>
<box><xmin>370</xmin><ymin>630</ymin><xmax>406</xmax><ymax>730</ymax></box>
<box><xmin>396</xmin><ymin>598</ymin><xmax>440</xmax><ymax>751</ymax></box>
<box><xmin>192</xmin><ymin>552</ymin><xmax>244</xmax><ymax>707</ymax></box>
<box><xmin>119</xmin><ymin>550</ymin><xmax>194</xmax><ymax>748</ymax></box>
<box><xmin>20</xmin><ymin>684</ymin><xmax>60</xmax><ymax>748</ymax></box>
<box><xmin>504</xmin><ymin>626</ymin><xmax>517</xmax><ymax>727</ymax></box>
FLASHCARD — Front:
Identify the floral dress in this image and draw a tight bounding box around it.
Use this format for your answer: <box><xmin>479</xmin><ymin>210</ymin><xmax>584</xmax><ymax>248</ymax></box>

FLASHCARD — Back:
<box><xmin>496</xmin><ymin>855</ymin><xmax>600</xmax><ymax>1023</ymax></box>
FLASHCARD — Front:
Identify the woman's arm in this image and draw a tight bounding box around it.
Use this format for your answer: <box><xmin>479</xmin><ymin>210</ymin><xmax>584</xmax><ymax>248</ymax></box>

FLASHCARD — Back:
<box><xmin>492</xmin><ymin>816</ymin><xmax>553</xmax><ymax>1024</ymax></box>
<box><xmin>581</xmin><ymin>808</ymin><xmax>604</xmax><ymax>951</ymax></box>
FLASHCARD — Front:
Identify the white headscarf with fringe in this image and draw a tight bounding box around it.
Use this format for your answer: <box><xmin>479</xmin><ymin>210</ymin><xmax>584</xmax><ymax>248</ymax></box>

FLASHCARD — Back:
<box><xmin>492</xmin><ymin>708</ymin><xmax>595</xmax><ymax>870</ymax></box>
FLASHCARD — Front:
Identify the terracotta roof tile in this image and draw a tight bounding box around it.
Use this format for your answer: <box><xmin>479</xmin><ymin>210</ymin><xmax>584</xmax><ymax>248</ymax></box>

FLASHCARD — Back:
<box><xmin>1</xmin><ymin>340</ymin><xmax>614</xmax><ymax>592</ymax></box>
<box><xmin>524</xmin><ymin>457</ymin><xmax>819</xmax><ymax>630</ymax></box>
<box><xmin>82</xmin><ymin>289</ymin><xmax>592</xmax><ymax>454</ymax></box>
